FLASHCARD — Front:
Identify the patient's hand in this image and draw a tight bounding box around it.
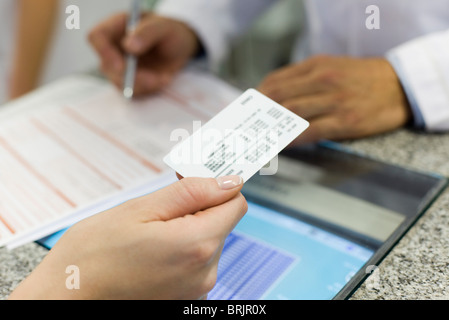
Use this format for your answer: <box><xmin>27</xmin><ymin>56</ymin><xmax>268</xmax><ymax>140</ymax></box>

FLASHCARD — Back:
<box><xmin>9</xmin><ymin>176</ymin><xmax>247</xmax><ymax>300</ymax></box>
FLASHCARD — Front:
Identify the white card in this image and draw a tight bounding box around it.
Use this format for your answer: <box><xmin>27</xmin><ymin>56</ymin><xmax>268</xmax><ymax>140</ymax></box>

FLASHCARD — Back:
<box><xmin>163</xmin><ymin>89</ymin><xmax>309</xmax><ymax>182</ymax></box>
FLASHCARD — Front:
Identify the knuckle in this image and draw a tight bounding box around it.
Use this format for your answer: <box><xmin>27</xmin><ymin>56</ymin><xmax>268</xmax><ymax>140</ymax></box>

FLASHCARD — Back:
<box><xmin>314</xmin><ymin>68</ymin><xmax>341</xmax><ymax>86</ymax></box>
<box><xmin>308</xmin><ymin>54</ymin><xmax>331</xmax><ymax>64</ymax></box>
<box><xmin>87</xmin><ymin>30</ymin><xmax>104</xmax><ymax>50</ymax></box>
<box><xmin>332</xmin><ymin>90</ymin><xmax>350</xmax><ymax>104</ymax></box>
<box><xmin>264</xmin><ymin>87</ymin><xmax>282</xmax><ymax>102</ymax></box>
<box><xmin>178</xmin><ymin>178</ymin><xmax>208</xmax><ymax>205</ymax></box>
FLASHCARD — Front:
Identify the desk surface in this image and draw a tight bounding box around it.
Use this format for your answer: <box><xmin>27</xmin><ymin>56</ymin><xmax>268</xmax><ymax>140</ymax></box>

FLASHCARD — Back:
<box><xmin>1</xmin><ymin>128</ymin><xmax>449</xmax><ymax>300</ymax></box>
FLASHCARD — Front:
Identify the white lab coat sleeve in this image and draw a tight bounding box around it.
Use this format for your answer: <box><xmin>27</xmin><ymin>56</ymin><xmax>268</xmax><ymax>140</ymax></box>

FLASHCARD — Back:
<box><xmin>386</xmin><ymin>29</ymin><xmax>449</xmax><ymax>131</ymax></box>
<box><xmin>155</xmin><ymin>0</ymin><xmax>276</xmax><ymax>71</ymax></box>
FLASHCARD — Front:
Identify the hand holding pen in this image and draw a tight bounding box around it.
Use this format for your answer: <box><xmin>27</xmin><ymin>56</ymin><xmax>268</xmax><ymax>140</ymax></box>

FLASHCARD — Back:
<box><xmin>88</xmin><ymin>3</ymin><xmax>202</xmax><ymax>98</ymax></box>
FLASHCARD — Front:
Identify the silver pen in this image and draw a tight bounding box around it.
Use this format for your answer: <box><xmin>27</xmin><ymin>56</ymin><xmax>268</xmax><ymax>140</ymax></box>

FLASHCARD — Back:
<box><xmin>123</xmin><ymin>0</ymin><xmax>142</xmax><ymax>100</ymax></box>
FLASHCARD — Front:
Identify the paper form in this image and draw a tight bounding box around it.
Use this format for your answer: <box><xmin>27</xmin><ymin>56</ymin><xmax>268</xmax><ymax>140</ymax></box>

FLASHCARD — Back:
<box><xmin>0</xmin><ymin>70</ymin><xmax>241</xmax><ymax>248</ymax></box>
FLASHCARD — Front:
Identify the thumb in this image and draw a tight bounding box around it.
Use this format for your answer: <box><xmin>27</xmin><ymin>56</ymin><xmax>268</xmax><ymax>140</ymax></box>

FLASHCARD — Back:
<box><xmin>136</xmin><ymin>176</ymin><xmax>244</xmax><ymax>222</ymax></box>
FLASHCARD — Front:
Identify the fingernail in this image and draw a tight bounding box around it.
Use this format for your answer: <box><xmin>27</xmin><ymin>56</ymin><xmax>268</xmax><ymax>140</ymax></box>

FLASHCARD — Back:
<box><xmin>216</xmin><ymin>175</ymin><xmax>243</xmax><ymax>190</ymax></box>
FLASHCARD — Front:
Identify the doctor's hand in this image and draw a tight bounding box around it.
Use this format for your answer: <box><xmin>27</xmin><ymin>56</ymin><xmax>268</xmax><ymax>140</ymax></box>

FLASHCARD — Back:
<box><xmin>89</xmin><ymin>13</ymin><xmax>201</xmax><ymax>96</ymax></box>
<box><xmin>258</xmin><ymin>55</ymin><xmax>412</xmax><ymax>145</ymax></box>
<box><xmin>9</xmin><ymin>176</ymin><xmax>247</xmax><ymax>300</ymax></box>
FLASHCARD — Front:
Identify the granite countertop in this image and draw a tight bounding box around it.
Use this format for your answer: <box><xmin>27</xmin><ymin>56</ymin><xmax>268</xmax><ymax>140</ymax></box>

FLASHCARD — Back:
<box><xmin>1</xmin><ymin>128</ymin><xmax>449</xmax><ymax>300</ymax></box>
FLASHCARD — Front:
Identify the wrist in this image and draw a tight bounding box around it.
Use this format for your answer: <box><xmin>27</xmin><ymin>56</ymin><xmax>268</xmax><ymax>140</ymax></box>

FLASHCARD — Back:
<box><xmin>366</xmin><ymin>58</ymin><xmax>412</xmax><ymax>129</ymax></box>
<box><xmin>176</xmin><ymin>20</ymin><xmax>203</xmax><ymax>59</ymax></box>
<box><xmin>8</xmin><ymin>250</ymin><xmax>97</xmax><ymax>300</ymax></box>
<box><xmin>385</xmin><ymin>53</ymin><xmax>425</xmax><ymax>129</ymax></box>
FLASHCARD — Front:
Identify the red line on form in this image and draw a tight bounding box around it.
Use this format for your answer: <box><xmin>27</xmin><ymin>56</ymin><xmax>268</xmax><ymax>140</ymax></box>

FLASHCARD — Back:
<box><xmin>31</xmin><ymin>118</ymin><xmax>123</xmax><ymax>191</ymax></box>
<box><xmin>63</xmin><ymin>107</ymin><xmax>162</xmax><ymax>174</ymax></box>
<box><xmin>0</xmin><ymin>213</ymin><xmax>15</xmax><ymax>234</ymax></box>
<box><xmin>163</xmin><ymin>89</ymin><xmax>210</xmax><ymax>121</ymax></box>
<box><xmin>0</xmin><ymin>135</ymin><xmax>77</xmax><ymax>209</ymax></box>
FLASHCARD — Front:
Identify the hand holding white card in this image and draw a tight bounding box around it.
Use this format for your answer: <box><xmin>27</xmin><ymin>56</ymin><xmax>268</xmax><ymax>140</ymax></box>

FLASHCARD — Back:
<box><xmin>163</xmin><ymin>89</ymin><xmax>309</xmax><ymax>182</ymax></box>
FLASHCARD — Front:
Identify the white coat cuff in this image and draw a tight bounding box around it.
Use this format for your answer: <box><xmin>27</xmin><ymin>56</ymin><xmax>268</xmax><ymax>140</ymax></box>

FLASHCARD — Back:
<box><xmin>386</xmin><ymin>30</ymin><xmax>449</xmax><ymax>132</ymax></box>
<box><xmin>155</xmin><ymin>1</ymin><xmax>229</xmax><ymax>71</ymax></box>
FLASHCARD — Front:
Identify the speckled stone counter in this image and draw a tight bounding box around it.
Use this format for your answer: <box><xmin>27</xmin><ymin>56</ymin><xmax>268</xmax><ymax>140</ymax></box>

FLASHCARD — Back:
<box><xmin>1</xmin><ymin>128</ymin><xmax>449</xmax><ymax>300</ymax></box>
<box><xmin>346</xmin><ymin>130</ymin><xmax>449</xmax><ymax>300</ymax></box>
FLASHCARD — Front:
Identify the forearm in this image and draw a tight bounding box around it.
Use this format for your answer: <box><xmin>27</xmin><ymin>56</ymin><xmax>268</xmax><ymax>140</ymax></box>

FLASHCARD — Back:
<box><xmin>9</xmin><ymin>0</ymin><xmax>59</xmax><ymax>99</ymax></box>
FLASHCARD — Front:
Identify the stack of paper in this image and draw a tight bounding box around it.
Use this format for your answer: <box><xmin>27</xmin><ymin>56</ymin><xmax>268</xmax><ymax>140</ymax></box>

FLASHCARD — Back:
<box><xmin>0</xmin><ymin>69</ymin><xmax>241</xmax><ymax>249</ymax></box>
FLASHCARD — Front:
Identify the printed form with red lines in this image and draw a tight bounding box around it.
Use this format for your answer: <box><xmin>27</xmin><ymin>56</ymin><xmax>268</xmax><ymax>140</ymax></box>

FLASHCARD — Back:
<box><xmin>0</xmin><ymin>69</ymin><xmax>241</xmax><ymax>249</ymax></box>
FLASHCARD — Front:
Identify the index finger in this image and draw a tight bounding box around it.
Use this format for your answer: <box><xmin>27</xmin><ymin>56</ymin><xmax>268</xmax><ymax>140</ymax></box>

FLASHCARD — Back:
<box><xmin>258</xmin><ymin>55</ymin><xmax>336</xmax><ymax>93</ymax></box>
<box><xmin>258</xmin><ymin>60</ymin><xmax>315</xmax><ymax>91</ymax></box>
<box><xmin>88</xmin><ymin>13</ymin><xmax>128</xmax><ymax>74</ymax></box>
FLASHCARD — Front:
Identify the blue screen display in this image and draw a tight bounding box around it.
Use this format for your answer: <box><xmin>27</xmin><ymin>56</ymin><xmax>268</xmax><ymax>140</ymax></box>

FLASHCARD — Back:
<box><xmin>209</xmin><ymin>201</ymin><xmax>374</xmax><ymax>300</ymax></box>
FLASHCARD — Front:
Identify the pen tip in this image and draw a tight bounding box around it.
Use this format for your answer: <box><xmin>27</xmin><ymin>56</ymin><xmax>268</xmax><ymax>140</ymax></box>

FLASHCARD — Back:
<box><xmin>123</xmin><ymin>87</ymin><xmax>134</xmax><ymax>100</ymax></box>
